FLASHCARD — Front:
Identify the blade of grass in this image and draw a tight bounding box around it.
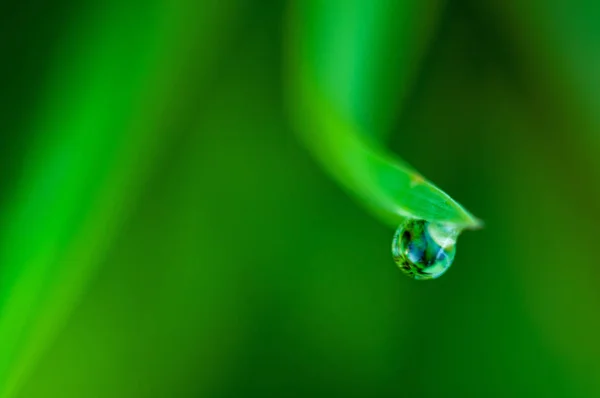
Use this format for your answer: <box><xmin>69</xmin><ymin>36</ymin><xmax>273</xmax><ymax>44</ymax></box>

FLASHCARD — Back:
<box><xmin>287</xmin><ymin>0</ymin><xmax>481</xmax><ymax>229</ymax></box>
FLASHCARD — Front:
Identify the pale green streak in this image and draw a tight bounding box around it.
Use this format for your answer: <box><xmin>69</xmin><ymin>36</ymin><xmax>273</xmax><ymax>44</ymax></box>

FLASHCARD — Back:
<box><xmin>0</xmin><ymin>4</ymin><xmax>165</xmax><ymax>396</ymax></box>
<box><xmin>0</xmin><ymin>1</ymin><xmax>238</xmax><ymax>396</ymax></box>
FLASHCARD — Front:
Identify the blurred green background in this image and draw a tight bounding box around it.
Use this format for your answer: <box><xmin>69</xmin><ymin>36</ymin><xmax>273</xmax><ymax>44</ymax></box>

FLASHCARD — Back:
<box><xmin>2</xmin><ymin>0</ymin><xmax>600</xmax><ymax>397</ymax></box>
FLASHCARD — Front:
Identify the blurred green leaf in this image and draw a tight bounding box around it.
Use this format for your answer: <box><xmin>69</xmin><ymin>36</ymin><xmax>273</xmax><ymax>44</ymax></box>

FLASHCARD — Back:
<box><xmin>0</xmin><ymin>1</ymin><xmax>240</xmax><ymax>397</ymax></box>
<box><xmin>287</xmin><ymin>0</ymin><xmax>481</xmax><ymax>229</ymax></box>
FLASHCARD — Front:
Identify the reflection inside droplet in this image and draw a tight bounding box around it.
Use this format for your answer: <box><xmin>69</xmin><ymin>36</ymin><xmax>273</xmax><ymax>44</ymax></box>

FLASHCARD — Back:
<box><xmin>391</xmin><ymin>219</ymin><xmax>459</xmax><ymax>280</ymax></box>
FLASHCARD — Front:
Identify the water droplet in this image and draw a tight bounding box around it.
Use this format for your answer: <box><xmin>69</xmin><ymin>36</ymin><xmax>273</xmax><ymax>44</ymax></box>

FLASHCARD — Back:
<box><xmin>391</xmin><ymin>219</ymin><xmax>459</xmax><ymax>280</ymax></box>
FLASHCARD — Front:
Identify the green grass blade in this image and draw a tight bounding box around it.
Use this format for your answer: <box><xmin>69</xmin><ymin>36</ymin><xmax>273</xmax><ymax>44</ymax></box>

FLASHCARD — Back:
<box><xmin>287</xmin><ymin>0</ymin><xmax>481</xmax><ymax>229</ymax></box>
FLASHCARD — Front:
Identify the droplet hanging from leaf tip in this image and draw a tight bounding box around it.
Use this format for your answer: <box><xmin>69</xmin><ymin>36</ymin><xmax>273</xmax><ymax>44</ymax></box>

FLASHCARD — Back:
<box><xmin>391</xmin><ymin>219</ymin><xmax>460</xmax><ymax>280</ymax></box>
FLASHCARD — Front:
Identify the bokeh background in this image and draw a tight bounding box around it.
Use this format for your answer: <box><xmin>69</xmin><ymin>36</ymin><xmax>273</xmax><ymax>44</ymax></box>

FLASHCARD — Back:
<box><xmin>2</xmin><ymin>0</ymin><xmax>600</xmax><ymax>397</ymax></box>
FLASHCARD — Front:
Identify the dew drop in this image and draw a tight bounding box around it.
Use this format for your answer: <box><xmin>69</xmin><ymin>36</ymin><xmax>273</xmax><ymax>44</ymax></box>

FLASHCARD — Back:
<box><xmin>391</xmin><ymin>219</ymin><xmax>459</xmax><ymax>280</ymax></box>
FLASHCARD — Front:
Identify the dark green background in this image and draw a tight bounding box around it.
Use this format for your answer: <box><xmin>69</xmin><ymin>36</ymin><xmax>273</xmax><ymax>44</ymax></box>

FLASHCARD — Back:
<box><xmin>2</xmin><ymin>0</ymin><xmax>600</xmax><ymax>397</ymax></box>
